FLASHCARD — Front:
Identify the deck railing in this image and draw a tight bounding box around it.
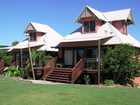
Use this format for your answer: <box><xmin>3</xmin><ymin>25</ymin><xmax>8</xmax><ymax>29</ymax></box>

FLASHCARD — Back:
<box><xmin>71</xmin><ymin>58</ymin><xmax>84</xmax><ymax>83</ymax></box>
<box><xmin>43</xmin><ymin>57</ymin><xmax>56</xmax><ymax>80</ymax></box>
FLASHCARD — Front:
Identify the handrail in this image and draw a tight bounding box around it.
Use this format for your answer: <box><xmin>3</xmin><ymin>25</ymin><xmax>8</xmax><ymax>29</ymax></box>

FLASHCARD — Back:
<box><xmin>71</xmin><ymin>58</ymin><xmax>84</xmax><ymax>83</ymax></box>
<box><xmin>43</xmin><ymin>57</ymin><xmax>56</xmax><ymax>80</ymax></box>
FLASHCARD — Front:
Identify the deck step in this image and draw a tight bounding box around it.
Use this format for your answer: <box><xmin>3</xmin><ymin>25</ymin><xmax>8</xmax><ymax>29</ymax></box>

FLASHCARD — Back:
<box><xmin>46</xmin><ymin>78</ymin><xmax>71</xmax><ymax>83</ymax></box>
<box><xmin>49</xmin><ymin>74</ymin><xmax>71</xmax><ymax>78</ymax></box>
<box><xmin>45</xmin><ymin>68</ymin><xmax>72</xmax><ymax>83</ymax></box>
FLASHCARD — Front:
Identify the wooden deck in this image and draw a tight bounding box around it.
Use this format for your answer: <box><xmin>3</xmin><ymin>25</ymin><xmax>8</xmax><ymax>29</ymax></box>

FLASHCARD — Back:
<box><xmin>33</xmin><ymin>58</ymin><xmax>101</xmax><ymax>84</ymax></box>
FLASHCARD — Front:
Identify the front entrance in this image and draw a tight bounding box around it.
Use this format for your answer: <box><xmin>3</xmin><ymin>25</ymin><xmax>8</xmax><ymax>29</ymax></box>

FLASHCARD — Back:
<box><xmin>74</xmin><ymin>49</ymin><xmax>84</xmax><ymax>65</ymax></box>
<box><xmin>64</xmin><ymin>49</ymin><xmax>73</xmax><ymax>67</ymax></box>
<box><xmin>63</xmin><ymin>47</ymin><xmax>105</xmax><ymax>69</ymax></box>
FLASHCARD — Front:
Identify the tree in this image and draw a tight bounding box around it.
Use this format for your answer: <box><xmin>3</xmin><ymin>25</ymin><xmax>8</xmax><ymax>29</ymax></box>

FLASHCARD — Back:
<box><xmin>104</xmin><ymin>44</ymin><xmax>140</xmax><ymax>85</ymax></box>
<box><xmin>0</xmin><ymin>49</ymin><xmax>13</xmax><ymax>66</ymax></box>
<box><xmin>12</xmin><ymin>41</ymin><xmax>19</xmax><ymax>46</ymax></box>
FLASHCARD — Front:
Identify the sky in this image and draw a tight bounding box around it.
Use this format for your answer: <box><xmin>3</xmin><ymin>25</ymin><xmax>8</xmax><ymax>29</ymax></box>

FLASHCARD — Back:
<box><xmin>0</xmin><ymin>0</ymin><xmax>140</xmax><ymax>46</ymax></box>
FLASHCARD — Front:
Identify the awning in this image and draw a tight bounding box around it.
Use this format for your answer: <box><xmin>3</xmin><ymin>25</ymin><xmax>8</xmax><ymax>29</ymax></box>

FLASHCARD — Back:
<box><xmin>8</xmin><ymin>41</ymin><xmax>44</xmax><ymax>52</ymax></box>
<box><xmin>57</xmin><ymin>35</ymin><xmax>112</xmax><ymax>48</ymax></box>
<box><xmin>62</xmin><ymin>35</ymin><xmax>113</xmax><ymax>43</ymax></box>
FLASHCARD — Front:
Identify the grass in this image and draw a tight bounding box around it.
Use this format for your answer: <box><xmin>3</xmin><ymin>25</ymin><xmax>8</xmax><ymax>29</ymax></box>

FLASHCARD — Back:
<box><xmin>0</xmin><ymin>77</ymin><xmax>140</xmax><ymax>105</ymax></box>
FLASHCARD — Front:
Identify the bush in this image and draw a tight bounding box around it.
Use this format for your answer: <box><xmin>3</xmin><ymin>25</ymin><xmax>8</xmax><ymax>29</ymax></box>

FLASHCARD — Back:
<box><xmin>0</xmin><ymin>49</ymin><xmax>13</xmax><ymax>66</ymax></box>
<box><xmin>104</xmin><ymin>44</ymin><xmax>140</xmax><ymax>85</ymax></box>
<box><xmin>132</xmin><ymin>83</ymin><xmax>139</xmax><ymax>88</ymax></box>
<box><xmin>5</xmin><ymin>66</ymin><xmax>20</xmax><ymax>77</ymax></box>
<box><xmin>104</xmin><ymin>79</ymin><xmax>114</xmax><ymax>86</ymax></box>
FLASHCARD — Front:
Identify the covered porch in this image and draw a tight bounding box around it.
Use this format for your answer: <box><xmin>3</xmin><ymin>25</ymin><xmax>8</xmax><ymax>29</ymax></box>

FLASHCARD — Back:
<box><xmin>38</xmin><ymin>37</ymin><xmax>111</xmax><ymax>84</ymax></box>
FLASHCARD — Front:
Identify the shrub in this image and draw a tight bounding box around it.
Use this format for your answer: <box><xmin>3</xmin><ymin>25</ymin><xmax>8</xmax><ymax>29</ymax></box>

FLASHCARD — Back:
<box><xmin>133</xmin><ymin>83</ymin><xmax>139</xmax><ymax>88</ymax></box>
<box><xmin>5</xmin><ymin>66</ymin><xmax>20</xmax><ymax>77</ymax></box>
<box><xmin>104</xmin><ymin>79</ymin><xmax>114</xmax><ymax>86</ymax></box>
<box><xmin>0</xmin><ymin>49</ymin><xmax>13</xmax><ymax>66</ymax></box>
<box><xmin>104</xmin><ymin>44</ymin><xmax>140</xmax><ymax>85</ymax></box>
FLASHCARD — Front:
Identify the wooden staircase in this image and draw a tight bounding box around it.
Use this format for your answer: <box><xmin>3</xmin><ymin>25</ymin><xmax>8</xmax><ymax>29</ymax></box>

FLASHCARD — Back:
<box><xmin>45</xmin><ymin>68</ymin><xmax>72</xmax><ymax>83</ymax></box>
<box><xmin>43</xmin><ymin>58</ymin><xmax>84</xmax><ymax>83</ymax></box>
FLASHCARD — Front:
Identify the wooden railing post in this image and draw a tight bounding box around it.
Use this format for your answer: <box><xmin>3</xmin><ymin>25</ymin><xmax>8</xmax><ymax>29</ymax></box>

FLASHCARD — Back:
<box><xmin>43</xmin><ymin>57</ymin><xmax>56</xmax><ymax>80</ymax></box>
<box><xmin>71</xmin><ymin>58</ymin><xmax>84</xmax><ymax>83</ymax></box>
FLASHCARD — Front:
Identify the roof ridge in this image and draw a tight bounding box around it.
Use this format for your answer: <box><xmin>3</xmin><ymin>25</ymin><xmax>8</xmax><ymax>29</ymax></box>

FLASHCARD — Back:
<box><xmin>103</xmin><ymin>8</ymin><xmax>131</xmax><ymax>14</ymax></box>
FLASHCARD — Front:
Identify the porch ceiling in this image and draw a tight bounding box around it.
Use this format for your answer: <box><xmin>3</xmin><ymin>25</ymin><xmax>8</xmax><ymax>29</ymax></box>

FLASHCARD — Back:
<box><xmin>57</xmin><ymin>38</ymin><xmax>110</xmax><ymax>48</ymax></box>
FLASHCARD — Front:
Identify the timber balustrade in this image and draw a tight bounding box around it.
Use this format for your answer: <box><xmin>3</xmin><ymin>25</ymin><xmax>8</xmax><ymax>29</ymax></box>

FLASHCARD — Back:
<box><xmin>71</xmin><ymin>58</ymin><xmax>84</xmax><ymax>83</ymax></box>
<box><xmin>43</xmin><ymin>57</ymin><xmax>56</xmax><ymax>80</ymax></box>
<box><xmin>32</xmin><ymin>57</ymin><xmax>56</xmax><ymax>80</ymax></box>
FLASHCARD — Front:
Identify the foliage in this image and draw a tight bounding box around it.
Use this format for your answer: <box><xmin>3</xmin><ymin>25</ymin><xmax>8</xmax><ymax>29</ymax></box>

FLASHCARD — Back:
<box><xmin>0</xmin><ymin>49</ymin><xmax>13</xmax><ymax>66</ymax></box>
<box><xmin>44</xmin><ymin>54</ymin><xmax>53</xmax><ymax>65</ymax></box>
<box><xmin>24</xmin><ymin>50</ymin><xmax>52</xmax><ymax>79</ymax></box>
<box><xmin>104</xmin><ymin>79</ymin><xmax>114</xmax><ymax>86</ymax></box>
<box><xmin>131</xmin><ymin>83</ymin><xmax>139</xmax><ymax>88</ymax></box>
<box><xmin>37</xmin><ymin>51</ymin><xmax>51</xmax><ymax>66</ymax></box>
<box><xmin>0</xmin><ymin>78</ymin><xmax>140</xmax><ymax>105</ymax></box>
<box><xmin>22</xmin><ymin>63</ymin><xmax>31</xmax><ymax>79</ymax></box>
<box><xmin>104</xmin><ymin>44</ymin><xmax>140</xmax><ymax>85</ymax></box>
<box><xmin>31</xmin><ymin>49</ymin><xmax>38</xmax><ymax>66</ymax></box>
<box><xmin>83</xmin><ymin>74</ymin><xmax>90</xmax><ymax>85</ymax></box>
<box><xmin>0</xmin><ymin>45</ymin><xmax>8</xmax><ymax>48</ymax></box>
<box><xmin>31</xmin><ymin>50</ymin><xmax>52</xmax><ymax>66</ymax></box>
<box><xmin>4</xmin><ymin>66</ymin><xmax>20</xmax><ymax>77</ymax></box>
<box><xmin>12</xmin><ymin>41</ymin><xmax>19</xmax><ymax>46</ymax></box>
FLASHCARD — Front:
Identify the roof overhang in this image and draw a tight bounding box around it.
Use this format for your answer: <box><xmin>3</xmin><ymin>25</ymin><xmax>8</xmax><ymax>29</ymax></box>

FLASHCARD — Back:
<box><xmin>127</xmin><ymin>10</ymin><xmax>134</xmax><ymax>24</ymax></box>
<box><xmin>76</xmin><ymin>6</ymin><xmax>107</xmax><ymax>23</ymax></box>
<box><xmin>57</xmin><ymin>35</ymin><xmax>112</xmax><ymax>48</ymax></box>
<box><xmin>8</xmin><ymin>43</ymin><xmax>44</xmax><ymax>52</ymax></box>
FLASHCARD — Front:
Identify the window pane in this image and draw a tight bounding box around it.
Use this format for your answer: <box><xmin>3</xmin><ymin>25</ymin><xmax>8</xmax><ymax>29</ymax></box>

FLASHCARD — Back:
<box><xmin>90</xmin><ymin>21</ymin><xmax>95</xmax><ymax>32</ymax></box>
<box><xmin>84</xmin><ymin>21</ymin><xmax>89</xmax><ymax>32</ymax></box>
<box><xmin>30</xmin><ymin>32</ymin><xmax>36</xmax><ymax>41</ymax></box>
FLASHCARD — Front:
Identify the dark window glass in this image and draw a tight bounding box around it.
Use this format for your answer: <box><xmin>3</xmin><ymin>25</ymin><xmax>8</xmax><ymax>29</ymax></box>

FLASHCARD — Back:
<box><xmin>90</xmin><ymin>21</ymin><xmax>95</xmax><ymax>32</ymax></box>
<box><xmin>30</xmin><ymin>32</ymin><xmax>36</xmax><ymax>41</ymax></box>
<box><xmin>84</xmin><ymin>20</ymin><xmax>95</xmax><ymax>33</ymax></box>
<box><xmin>84</xmin><ymin>21</ymin><xmax>89</xmax><ymax>32</ymax></box>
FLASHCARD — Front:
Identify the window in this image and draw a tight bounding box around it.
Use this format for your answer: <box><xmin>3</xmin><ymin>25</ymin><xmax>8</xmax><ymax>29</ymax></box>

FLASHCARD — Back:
<box><xmin>84</xmin><ymin>20</ymin><xmax>95</xmax><ymax>32</ymax></box>
<box><xmin>86</xmin><ymin>48</ymin><xmax>97</xmax><ymax>58</ymax></box>
<box><xmin>29</xmin><ymin>32</ymin><xmax>36</xmax><ymax>41</ymax></box>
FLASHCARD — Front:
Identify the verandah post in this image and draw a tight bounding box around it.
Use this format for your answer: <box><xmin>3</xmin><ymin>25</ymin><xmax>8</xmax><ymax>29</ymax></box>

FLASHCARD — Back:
<box><xmin>97</xmin><ymin>39</ymin><xmax>101</xmax><ymax>84</ymax></box>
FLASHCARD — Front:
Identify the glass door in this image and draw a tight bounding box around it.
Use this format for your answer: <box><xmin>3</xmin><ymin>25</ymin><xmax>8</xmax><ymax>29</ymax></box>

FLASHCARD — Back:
<box><xmin>64</xmin><ymin>49</ymin><xmax>73</xmax><ymax>66</ymax></box>
<box><xmin>75</xmin><ymin>49</ymin><xmax>84</xmax><ymax>63</ymax></box>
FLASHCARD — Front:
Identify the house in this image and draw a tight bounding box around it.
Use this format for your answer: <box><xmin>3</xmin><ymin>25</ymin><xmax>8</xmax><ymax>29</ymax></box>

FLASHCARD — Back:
<box><xmin>43</xmin><ymin>6</ymin><xmax>140</xmax><ymax>84</ymax></box>
<box><xmin>9</xmin><ymin>22</ymin><xmax>63</xmax><ymax>67</ymax></box>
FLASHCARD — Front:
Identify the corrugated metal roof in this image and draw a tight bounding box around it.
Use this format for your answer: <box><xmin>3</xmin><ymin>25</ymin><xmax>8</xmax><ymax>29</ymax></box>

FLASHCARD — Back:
<box><xmin>76</xmin><ymin>6</ymin><xmax>107</xmax><ymax>22</ymax></box>
<box><xmin>76</xmin><ymin>6</ymin><xmax>134</xmax><ymax>24</ymax></box>
<box><xmin>103</xmin><ymin>9</ymin><xmax>134</xmax><ymax>23</ymax></box>
<box><xmin>59</xmin><ymin>23</ymin><xmax>140</xmax><ymax>48</ymax></box>
<box><xmin>10</xmin><ymin>22</ymin><xmax>63</xmax><ymax>52</ymax></box>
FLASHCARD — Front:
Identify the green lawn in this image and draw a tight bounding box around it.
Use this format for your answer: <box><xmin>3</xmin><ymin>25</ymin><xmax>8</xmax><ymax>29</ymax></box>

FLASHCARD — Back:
<box><xmin>0</xmin><ymin>77</ymin><xmax>140</xmax><ymax>105</ymax></box>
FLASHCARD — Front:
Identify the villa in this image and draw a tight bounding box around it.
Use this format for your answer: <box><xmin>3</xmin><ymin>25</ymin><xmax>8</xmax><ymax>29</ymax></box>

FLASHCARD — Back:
<box><xmin>9</xmin><ymin>22</ymin><xmax>63</xmax><ymax>67</ymax></box>
<box><xmin>42</xmin><ymin>6</ymin><xmax>140</xmax><ymax>84</ymax></box>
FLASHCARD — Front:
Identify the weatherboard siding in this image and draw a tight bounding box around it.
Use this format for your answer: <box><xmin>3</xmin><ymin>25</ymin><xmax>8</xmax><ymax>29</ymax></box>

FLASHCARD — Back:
<box><xmin>36</xmin><ymin>32</ymin><xmax>44</xmax><ymax>41</ymax></box>
<box><xmin>112</xmin><ymin>20</ymin><xmax>128</xmax><ymax>35</ymax></box>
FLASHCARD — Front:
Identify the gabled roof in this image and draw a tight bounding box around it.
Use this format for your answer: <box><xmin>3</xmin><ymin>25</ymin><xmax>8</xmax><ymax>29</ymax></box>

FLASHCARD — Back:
<box><xmin>76</xmin><ymin>6</ymin><xmax>107</xmax><ymax>22</ymax></box>
<box><xmin>76</xmin><ymin>6</ymin><xmax>134</xmax><ymax>24</ymax></box>
<box><xmin>103</xmin><ymin>9</ymin><xmax>134</xmax><ymax>24</ymax></box>
<box><xmin>25</xmin><ymin>22</ymin><xmax>54</xmax><ymax>33</ymax></box>
<box><xmin>10</xmin><ymin>22</ymin><xmax>63</xmax><ymax>52</ymax></box>
<box><xmin>58</xmin><ymin>23</ymin><xmax>140</xmax><ymax>48</ymax></box>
